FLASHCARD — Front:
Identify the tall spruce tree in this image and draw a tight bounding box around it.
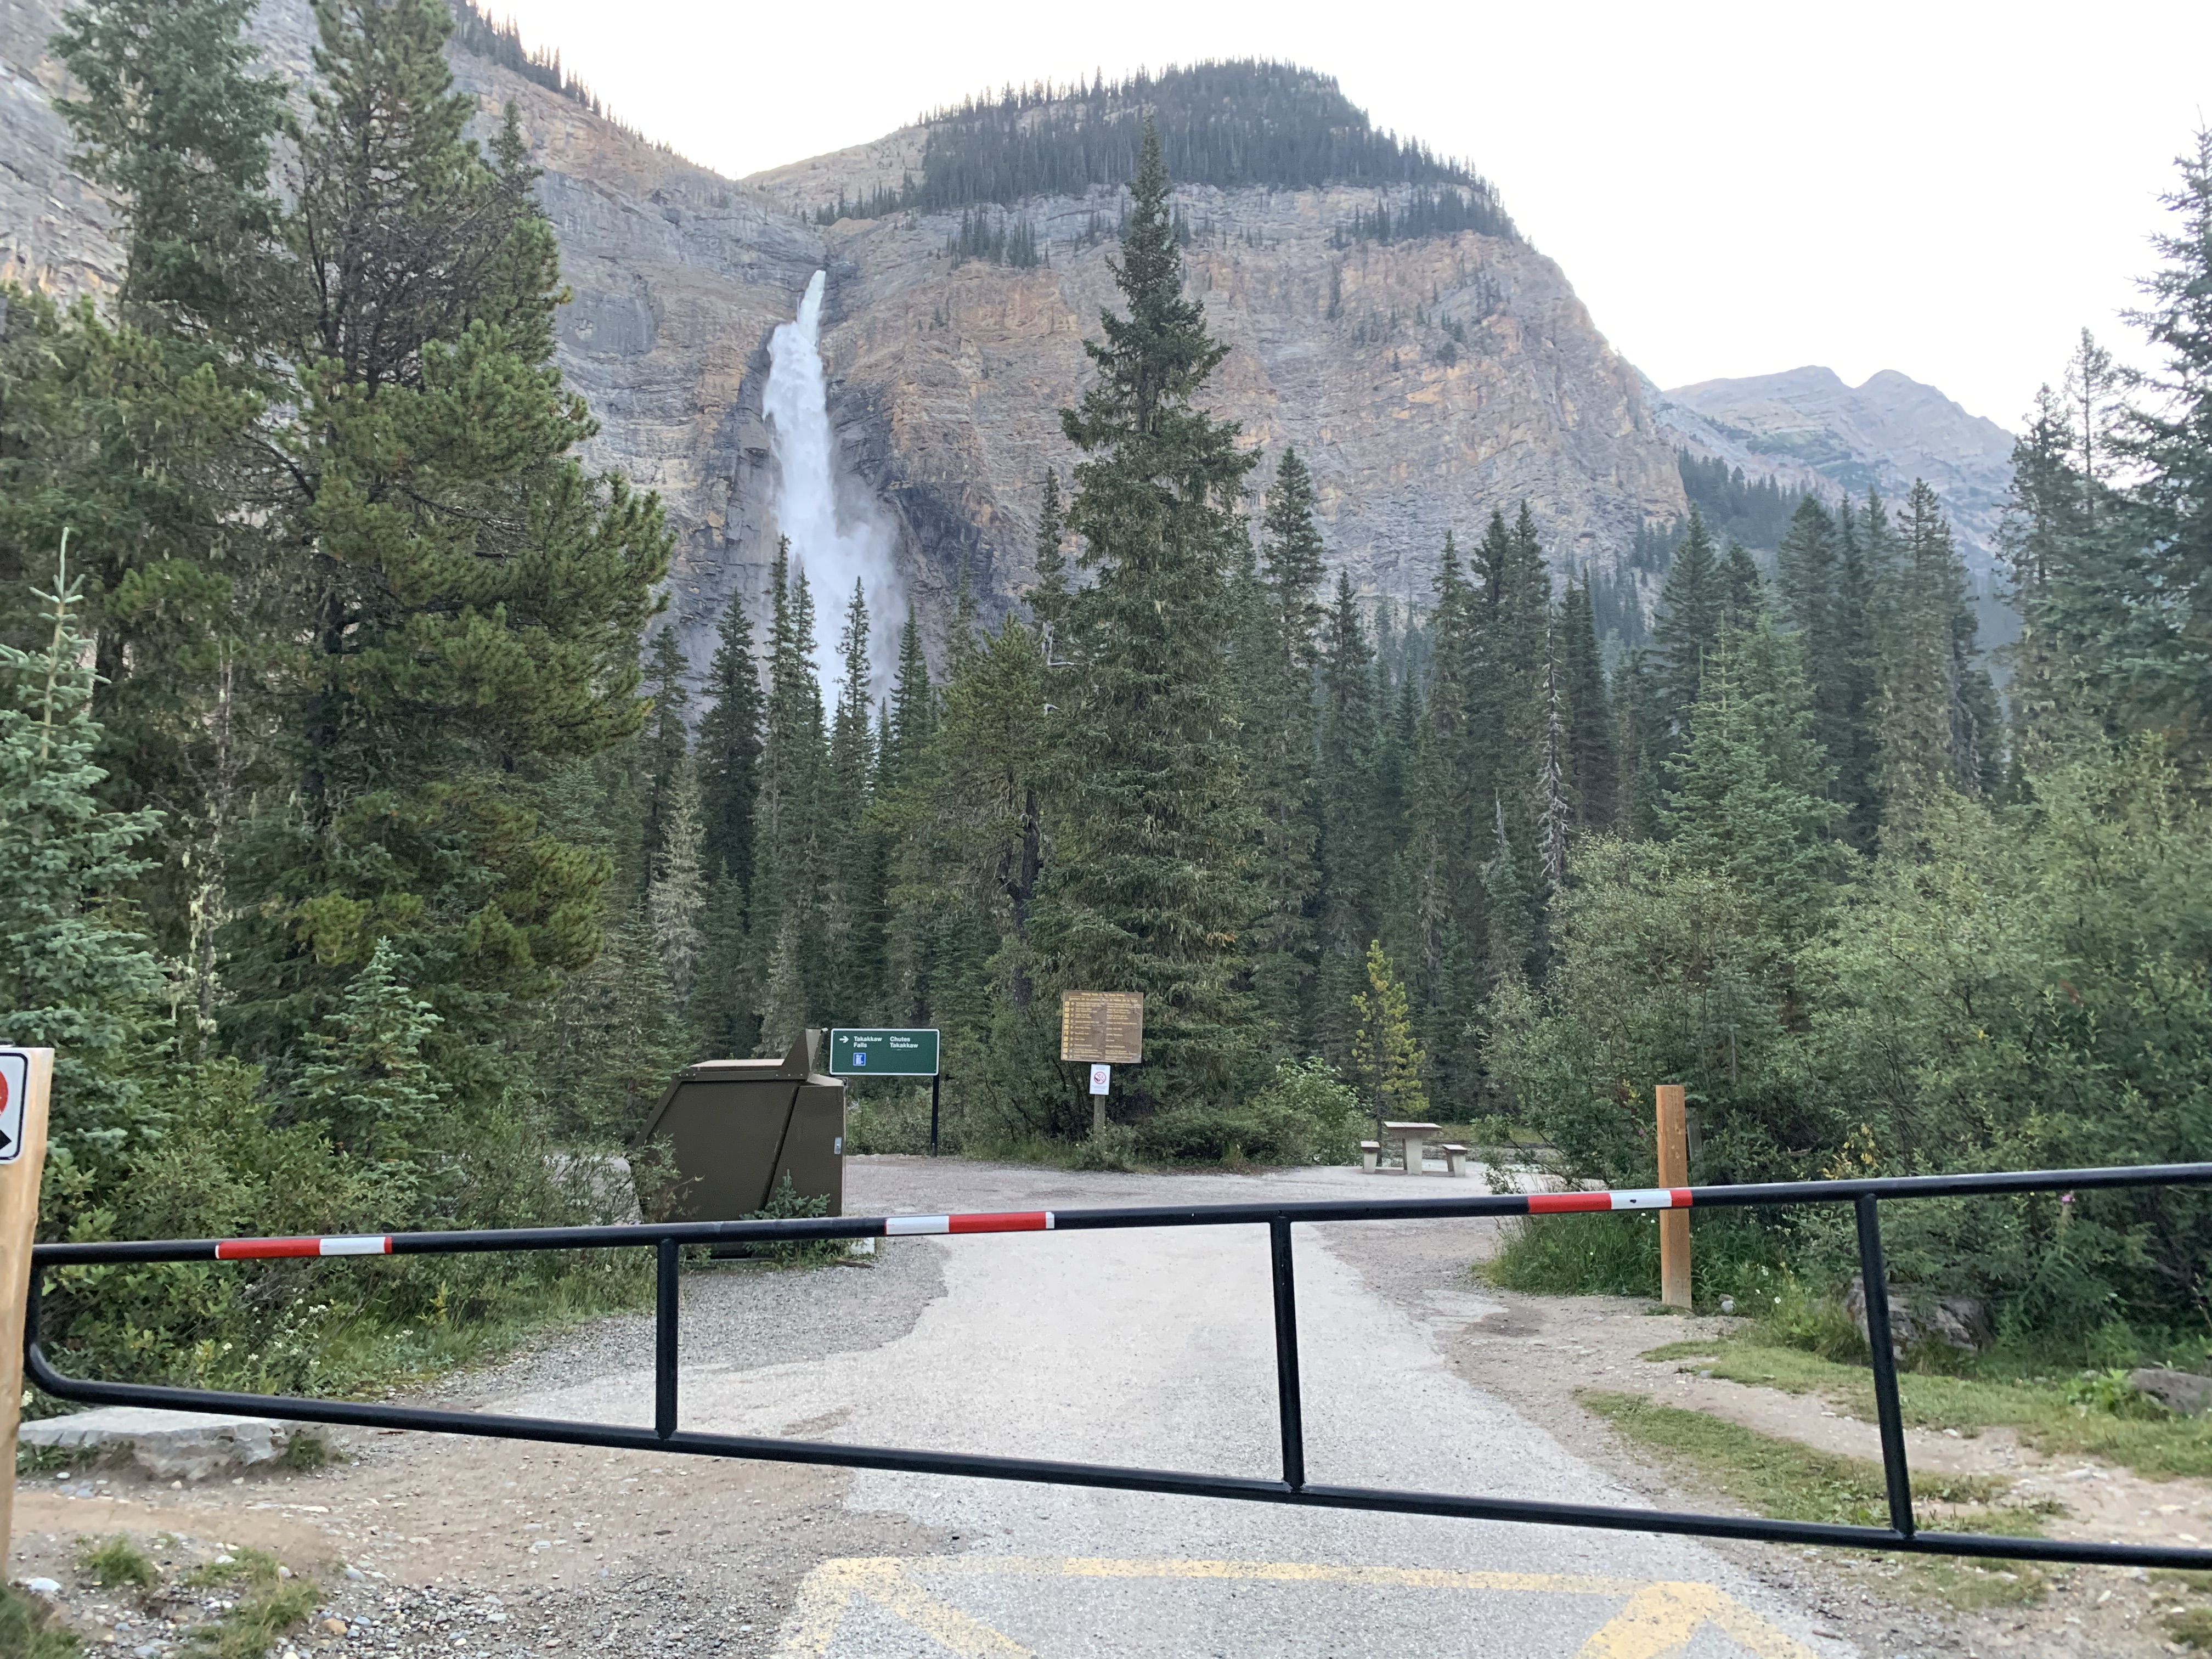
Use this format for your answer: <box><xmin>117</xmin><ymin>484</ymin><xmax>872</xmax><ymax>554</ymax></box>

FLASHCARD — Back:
<box><xmin>1315</xmin><ymin>572</ymin><xmax>1384</xmax><ymax>1063</ymax></box>
<box><xmin>1034</xmin><ymin>119</ymin><xmax>1260</xmax><ymax>1115</ymax></box>
<box><xmin>749</xmin><ymin>540</ymin><xmax>829</xmax><ymax>1048</ymax></box>
<box><xmin>221</xmin><ymin>0</ymin><xmax>667</xmax><ymax>1096</ymax></box>
<box><xmin>1237</xmin><ymin>450</ymin><xmax>1326</xmax><ymax>1045</ymax></box>
<box><xmin>1872</xmin><ymin>481</ymin><xmax>1991</xmax><ymax>842</ymax></box>
<box><xmin>696</xmin><ymin>598</ymin><xmax>763</xmax><ymax>909</ymax></box>
<box><xmin>1559</xmin><ymin>576</ymin><xmax>1615</xmax><ymax>830</ymax></box>
<box><xmin>2109</xmin><ymin>131</ymin><xmax>2212</xmax><ymax>754</ymax></box>
<box><xmin>1650</xmin><ymin>505</ymin><xmax>1727</xmax><ymax>734</ymax></box>
<box><xmin>51</xmin><ymin>0</ymin><xmax>286</xmax><ymax>342</ymax></box>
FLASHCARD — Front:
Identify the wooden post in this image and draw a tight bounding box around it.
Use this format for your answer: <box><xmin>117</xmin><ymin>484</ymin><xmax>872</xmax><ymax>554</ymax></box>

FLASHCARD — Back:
<box><xmin>1655</xmin><ymin>1082</ymin><xmax>1692</xmax><ymax>1309</ymax></box>
<box><xmin>0</xmin><ymin>1048</ymin><xmax>55</xmax><ymax>1571</ymax></box>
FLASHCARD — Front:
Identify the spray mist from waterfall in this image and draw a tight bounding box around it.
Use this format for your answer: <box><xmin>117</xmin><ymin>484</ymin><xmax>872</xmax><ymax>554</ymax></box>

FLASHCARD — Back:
<box><xmin>763</xmin><ymin>270</ymin><xmax>904</xmax><ymax>698</ymax></box>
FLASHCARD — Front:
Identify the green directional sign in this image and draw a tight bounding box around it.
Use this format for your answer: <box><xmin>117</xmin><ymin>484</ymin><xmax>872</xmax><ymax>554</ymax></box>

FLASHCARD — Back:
<box><xmin>828</xmin><ymin>1028</ymin><xmax>940</xmax><ymax>1077</ymax></box>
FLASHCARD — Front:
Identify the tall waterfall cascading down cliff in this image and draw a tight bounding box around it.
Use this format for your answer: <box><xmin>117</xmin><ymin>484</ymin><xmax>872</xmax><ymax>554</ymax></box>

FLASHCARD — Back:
<box><xmin>762</xmin><ymin>270</ymin><xmax>903</xmax><ymax>692</ymax></box>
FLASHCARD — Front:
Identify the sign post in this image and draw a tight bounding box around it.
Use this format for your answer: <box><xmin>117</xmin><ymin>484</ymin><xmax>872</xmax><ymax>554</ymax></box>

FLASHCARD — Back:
<box><xmin>0</xmin><ymin>1048</ymin><xmax>54</xmax><ymax>1571</ymax></box>
<box><xmin>828</xmin><ymin>1029</ymin><xmax>943</xmax><ymax>1156</ymax></box>
<box><xmin>1060</xmin><ymin>993</ymin><xmax>1143</xmax><ymax>1137</ymax></box>
<box><xmin>1655</xmin><ymin>1082</ymin><xmax>1692</xmax><ymax>1308</ymax></box>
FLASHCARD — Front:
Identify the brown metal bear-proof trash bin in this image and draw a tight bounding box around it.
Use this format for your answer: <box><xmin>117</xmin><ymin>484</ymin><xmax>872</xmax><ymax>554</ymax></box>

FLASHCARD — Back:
<box><xmin>642</xmin><ymin>1029</ymin><xmax>847</xmax><ymax>1220</ymax></box>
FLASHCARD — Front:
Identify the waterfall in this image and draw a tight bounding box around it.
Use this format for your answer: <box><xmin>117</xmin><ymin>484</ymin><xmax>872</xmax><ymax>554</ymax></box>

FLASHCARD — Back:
<box><xmin>763</xmin><ymin>270</ymin><xmax>903</xmax><ymax>695</ymax></box>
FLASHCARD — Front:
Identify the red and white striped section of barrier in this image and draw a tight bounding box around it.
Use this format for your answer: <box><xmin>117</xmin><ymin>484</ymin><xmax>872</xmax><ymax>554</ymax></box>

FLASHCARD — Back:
<box><xmin>883</xmin><ymin>1211</ymin><xmax>1055</xmax><ymax>1236</ymax></box>
<box><xmin>215</xmin><ymin>1235</ymin><xmax>392</xmax><ymax>1260</ymax></box>
<box><xmin>1527</xmin><ymin>1188</ymin><xmax>1692</xmax><ymax>1215</ymax></box>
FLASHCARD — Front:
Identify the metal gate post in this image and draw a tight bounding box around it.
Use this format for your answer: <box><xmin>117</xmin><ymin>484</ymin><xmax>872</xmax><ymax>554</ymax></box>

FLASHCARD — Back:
<box><xmin>656</xmin><ymin>1238</ymin><xmax>679</xmax><ymax>1441</ymax></box>
<box><xmin>1854</xmin><ymin>1194</ymin><xmax>1914</xmax><ymax>1537</ymax></box>
<box><xmin>1269</xmin><ymin>1218</ymin><xmax>1305</xmax><ymax>1491</ymax></box>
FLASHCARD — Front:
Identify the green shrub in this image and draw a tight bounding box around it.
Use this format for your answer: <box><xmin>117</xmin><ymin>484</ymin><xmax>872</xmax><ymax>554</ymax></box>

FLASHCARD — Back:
<box><xmin>1137</xmin><ymin>1059</ymin><xmax>1363</xmax><ymax>1165</ymax></box>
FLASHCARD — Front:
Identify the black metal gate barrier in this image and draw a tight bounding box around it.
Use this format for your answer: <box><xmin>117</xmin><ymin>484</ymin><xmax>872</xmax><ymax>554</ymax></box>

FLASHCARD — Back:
<box><xmin>25</xmin><ymin>1161</ymin><xmax>2212</xmax><ymax>1571</ymax></box>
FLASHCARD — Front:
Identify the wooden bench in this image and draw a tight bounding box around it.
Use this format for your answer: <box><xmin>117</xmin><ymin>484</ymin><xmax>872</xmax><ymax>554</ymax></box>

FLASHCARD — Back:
<box><xmin>1360</xmin><ymin>1139</ymin><xmax>1381</xmax><ymax>1173</ymax></box>
<box><xmin>1442</xmin><ymin>1142</ymin><xmax>1471</xmax><ymax>1177</ymax></box>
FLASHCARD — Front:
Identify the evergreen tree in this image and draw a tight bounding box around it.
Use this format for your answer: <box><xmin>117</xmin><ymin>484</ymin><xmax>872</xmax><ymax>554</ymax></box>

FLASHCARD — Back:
<box><xmin>221</xmin><ymin>0</ymin><xmax>668</xmax><ymax>1094</ymax></box>
<box><xmin>1029</xmin><ymin>470</ymin><xmax>1070</xmax><ymax>640</ymax></box>
<box><xmin>748</xmin><ymin>540</ymin><xmax>829</xmax><ymax>1044</ymax></box>
<box><xmin>1559</xmin><ymin>577</ymin><xmax>1615</xmax><ymax>830</ymax></box>
<box><xmin>824</xmin><ymin>580</ymin><xmax>884</xmax><ymax>1017</ymax></box>
<box><xmin>1350</xmin><ymin>940</ymin><xmax>1427</xmax><ymax>1132</ymax></box>
<box><xmin>1406</xmin><ymin>537</ymin><xmax>1483</xmax><ymax>1104</ymax></box>
<box><xmin>290</xmin><ymin>938</ymin><xmax>445</xmax><ymax>1173</ymax></box>
<box><xmin>696</xmin><ymin>597</ymin><xmax>763</xmax><ymax>911</ymax></box>
<box><xmin>1034</xmin><ymin>118</ymin><xmax>1260</xmax><ymax>1114</ymax></box>
<box><xmin>1661</xmin><ymin>622</ymin><xmax>1840</xmax><ymax>938</ymax></box>
<box><xmin>2109</xmin><ymin>131</ymin><xmax>2212</xmax><ymax>753</ymax></box>
<box><xmin>1873</xmin><ymin>481</ymin><xmax>1991</xmax><ymax>842</ymax></box>
<box><xmin>1650</xmin><ymin>505</ymin><xmax>1727</xmax><ymax>735</ymax></box>
<box><xmin>647</xmin><ymin>753</ymin><xmax>706</xmax><ymax>1009</ymax></box>
<box><xmin>639</xmin><ymin>627</ymin><xmax>692</xmax><ymax>877</ymax></box>
<box><xmin>51</xmin><ymin>0</ymin><xmax>286</xmax><ymax>342</ymax></box>
<box><xmin>1240</xmin><ymin>448</ymin><xmax>1328</xmax><ymax>1045</ymax></box>
<box><xmin>2000</xmin><ymin>359</ymin><xmax>2118</xmax><ymax>772</ymax></box>
<box><xmin>1721</xmin><ymin>540</ymin><xmax>1765</xmax><ymax>623</ymax></box>
<box><xmin>1314</xmin><ymin>572</ymin><xmax>1383</xmax><ymax>1062</ymax></box>
<box><xmin>0</xmin><ymin>551</ymin><xmax>165</xmax><ymax>1154</ymax></box>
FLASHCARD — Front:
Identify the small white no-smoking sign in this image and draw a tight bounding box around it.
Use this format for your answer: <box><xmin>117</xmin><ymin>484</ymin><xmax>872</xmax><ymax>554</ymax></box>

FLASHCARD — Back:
<box><xmin>0</xmin><ymin>1049</ymin><xmax>29</xmax><ymax>1163</ymax></box>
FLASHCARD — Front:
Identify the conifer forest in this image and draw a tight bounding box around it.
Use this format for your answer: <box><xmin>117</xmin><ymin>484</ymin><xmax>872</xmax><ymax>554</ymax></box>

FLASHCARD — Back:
<box><xmin>4</xmin><ymin>0</ymin><xmax>2212</xmax><ymax>1394</ymax></box>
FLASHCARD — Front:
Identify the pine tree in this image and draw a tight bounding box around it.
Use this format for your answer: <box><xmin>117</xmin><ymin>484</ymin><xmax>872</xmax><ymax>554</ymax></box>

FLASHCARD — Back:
<box><xmin>1406</xmin><ymin>536</ymin><xmax>1483</xmax><ymax>1105</ymax></box>
<box><xmin>823</xmin><ymin>579</ymin><xmax>884</xmax><ymax>1017</ymax></box>
<box><xmin>748</xmin><ymin>540</ymin><xmax>830</xmax><ymax>1043</ymax></box>
<box><xmin>639</xmin><ymin>627</ymin><xmax>692</xmax><ymax>878</ymax></box>
<box><xmin>647</xmin><ymin>753</ymin><xmax>706</xmax><ymax>1009</ymax></box>
<box><xmin>1661</xmin><ymin>622</ymin><xmax>1839</xmax><ymax>938</ymax></box>
<box><xmin>1350</xmin><ymin>940</ymin><xmax>1427</xmax><ymax>1132</ymax></box>
<box><xmin>1029</xmin><ymin>470</ymin><xmax>1070</xmax><ymax>640</ymax></box>
<box><xmin>221</xmin><ymin>0</ymin><xmax>668</xmax><ymax>1093</ymax></box>
<box><xmin>2000</xmin><ymin>367</ymin><xmax>2115</xmax><ymax>772</ymax></box>
<box><xmin>1314</xmin><ymin>572</ymin><xmax>1383</xmax><ymax>1063</ymax></box>
<box><xmin>290</xmin><ymin>938</ymin><xmax>445</xmax><ymax>1171</ymax></box>
<box><xmin>51</xmin><ymin>0</ymin><xmax>286</xmax><ymax>342</ymax></box>
<box><xmin>0</xmin><ymin>549</ymin><xmax>165</xmax><ymax>1155</ymax></box>
<box><xmin>1559</xmin><ymin>577</ymin><xmax>1615</xmax><ymax>830</ymax></box>
<box><xmin>1033</xmin><ymin>118</ymin><xmax>1260</xmax><ymax>1113</ymax></box>
<box><xmin>2109</xmin><ymin>132</ymin><xmax>2212</xmax><ymax>753</ymax></box>
<box><xmin>696</xmin><ymin>597</ymin><xmax>763</xmax><ymax>910</ymax></box>
<box><xmin>1650</xmin><ymin>505</ymin><xmax>1726</xmax><ymax>735</ymax></box>
<box><xmin>1241</xmin><ymin>448</ymin><xmax>1329</xmax><ymax>1046</ymax></box>
<box><xmin>1872</xmin><ymin>481</ymin><xmax>1989</xmax><ymax>842</ymax></box>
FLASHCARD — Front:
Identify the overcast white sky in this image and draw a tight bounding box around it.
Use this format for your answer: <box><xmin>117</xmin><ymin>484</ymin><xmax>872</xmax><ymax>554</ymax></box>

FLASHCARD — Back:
<box><xmin>486</xmin><ymin>0</ymin><xmax>2210</xmax><ymax>430</ymax></box>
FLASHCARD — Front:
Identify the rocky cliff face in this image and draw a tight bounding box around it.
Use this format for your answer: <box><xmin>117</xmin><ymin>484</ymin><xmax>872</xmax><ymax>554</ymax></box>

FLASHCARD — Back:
<box><xmin>4</xmin><ymin>2</ymin><xmax>1691</xmax><ymax>676</ymax></box>
<box><xmin>1657</xmin><ymin>366</ymin><xmax>2017</xmax><ymax>576</ymax></box>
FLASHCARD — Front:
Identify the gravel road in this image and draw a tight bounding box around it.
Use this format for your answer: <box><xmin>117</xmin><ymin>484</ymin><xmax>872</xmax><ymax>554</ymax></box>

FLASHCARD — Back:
<box><xmin>468</xmin><ymin>1157</ymin><xmax>1844</xmax><ymax>1658</ymax></box>
<box><xmin>13</xmin><ymin>1158</ymin><xmax>1859</xmax><ymax>1659</ymax></box>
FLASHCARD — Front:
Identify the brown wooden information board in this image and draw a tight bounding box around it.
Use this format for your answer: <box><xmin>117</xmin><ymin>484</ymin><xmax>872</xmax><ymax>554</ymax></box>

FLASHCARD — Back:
<box><xmin>1059</xmin><ymin>991</ymin><xmax>1143</xmax><ymax>1064</ymax></box>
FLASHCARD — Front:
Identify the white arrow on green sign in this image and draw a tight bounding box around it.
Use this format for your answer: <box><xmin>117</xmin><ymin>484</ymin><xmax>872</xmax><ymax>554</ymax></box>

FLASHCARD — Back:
<box><xmin>827</xmin><ymin>1028</ymin><xmax>940</xmax><ymax>1077</ymax></box>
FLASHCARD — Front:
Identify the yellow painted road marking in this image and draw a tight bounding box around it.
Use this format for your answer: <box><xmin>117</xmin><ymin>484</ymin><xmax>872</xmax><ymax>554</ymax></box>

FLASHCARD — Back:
<box><xmin>1575</xmin><ymin>1580</ymin><xmax>1816</xmax><ymax>1658</ymax></box>
<box><xmin>774</xmin><ymin>1555</ymin><xmax>1819</xmax><ymax>1658</ymax></box>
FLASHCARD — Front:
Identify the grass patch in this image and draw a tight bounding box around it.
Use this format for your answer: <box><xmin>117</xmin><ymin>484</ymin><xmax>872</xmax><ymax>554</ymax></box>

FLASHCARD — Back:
<box><xmin>1581</xmin><ymin>1391</ymin><xmax>2050</xmax><ymax>1607</ymax></box>
<box><xmin>178</xmin><ymin>1550</ymin><xmax>318</xmax><ymax>1659</ymax></box>
<box><xmin>1633</xmin><ymin>1336</ymin><xmax>2212</xmax><ymax>1479</ymax></box>
<box><xmin>1480</xmin><ymin>1210</ymin><xmax>1790</xmax><ymax>1307</ymax></box>
<box><xmin>279</xmin><ymin>1431</ymin><xmax>334</xmax><ymax>1471</ymax></box>
<box><xmin>0</xmin><ymin>1583</ymin><xmax>82</xmax><ymax>1658</ymax></box>
<box><xmin>77</xmin><ymin>1534</ymin><xmax>157</xmax><ymax>1590</ymax></box>
<box><xmin>2169</xmin><ymin>1607</ymin><xmax>2212</xmax><ymax>1649</ymax></box>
